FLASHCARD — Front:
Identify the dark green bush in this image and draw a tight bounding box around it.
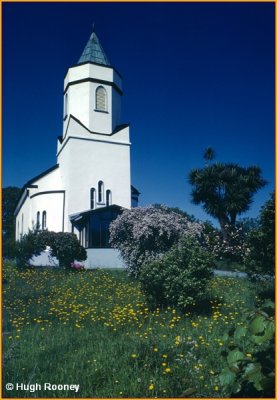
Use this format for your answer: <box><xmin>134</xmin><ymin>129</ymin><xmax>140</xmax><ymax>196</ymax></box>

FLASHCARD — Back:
<box><xmin>244</xmin><ymin>192</ymin><xmax>274</xmax><ymax>280</ymax></box>
<box><xmin>2</xmin><ymin>186</ymin><xmax>21</xmax><ymax>258</ymax></box>
<box><xmin>139</xmin><ymin>236</ymin><xmax>214</xmax><ymax>309</ymax></box>
<box><xmin>3</xmin><ymin>237</ymin><xmax>17</xmax><ymax>260</ymax></box>
<box><xmin>15</xmin><ymin>230</ymin><xmax>87</xmax><ymax>268</ymax></box>
<box><xmin>47</xmin><ymin>231</ymin><xmax>87</xmax><ymax>268</ymax></box>
<box><xmin>218</xmin><ymin>300</ymin><xmax>274</xmax><ymax>397</ymax></box>
<box><xmin>15</xmin><ymin>230</ymin><xmax>45</xmax><ymax>267</ymax></box>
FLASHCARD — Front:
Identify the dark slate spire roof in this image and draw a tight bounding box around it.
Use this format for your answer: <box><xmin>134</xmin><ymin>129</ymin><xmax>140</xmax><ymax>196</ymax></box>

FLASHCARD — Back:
<box><xmin>78</xmin><ymin>31</ymin><xmax>110</xmax><ymax>66</ymax></box>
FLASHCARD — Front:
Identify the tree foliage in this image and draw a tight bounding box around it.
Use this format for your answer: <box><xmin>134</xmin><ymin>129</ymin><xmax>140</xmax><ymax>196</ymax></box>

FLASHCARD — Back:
<box><xmin>109</xmin><ymin>205</ymin><xmax>203</xmax><ymax>276</ymax></box>
<box><xmin>244</xmin><ymin>192</ymin><xmax>275</xmax><ymax>279</ymax></box>
<box><xmin>189</xmin><ymin>162</ymin><xmax>266</xmax><ymax>236</ymax></box>
<box><xmin>15</xmin><ymin>230</ymin><xmax>45</xmax><ymax>267</ymax></box>
<box><xmin>43</xmin><ymin>231</ymin><xmax>87</xmax><ymax>268</ymax></box>
<box><xmin>203</xmin><ymin>146</ymin><xmax>216</xmax><ymax>163</ymax></box>
<box><xmin>15</xmin><ymin>230</ymin><xmax>87</xmax><ymax>268</ymax></box>
<box><xmin>237</xmin><ymin>217</ymin><xmax>259</xmax><ymax>234</ymax></box>
<box><xmin>139</xmin><ymin>236</ymin><xmax>214</xmax><ymax>309</ymax></box>
<box><xmin>203</xmin><ymin>223</ymin><xmax>246</xmax><ymax>263</ymax></box>
<box><xmin>2</xmin><ymin>186</ymin><xmax>21</xmax><ymax>257</ymax></box>
<box><xmin>219</xmin><ymin>300</ymin><xmax>274</xmax><ymax>397</ymax></box>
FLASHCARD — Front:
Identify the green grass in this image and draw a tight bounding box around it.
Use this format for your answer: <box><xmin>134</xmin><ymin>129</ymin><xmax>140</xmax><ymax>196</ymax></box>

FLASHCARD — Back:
<box><xmin>2</xmin><ymin>262</ymin><xmax>266</xmax><ymax>398</ymax></box>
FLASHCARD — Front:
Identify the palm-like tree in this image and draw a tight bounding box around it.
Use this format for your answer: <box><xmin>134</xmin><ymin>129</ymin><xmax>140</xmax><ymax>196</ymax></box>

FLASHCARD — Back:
<box><xmin>189</xmin><ymin>163</ymin><xmax>266</xmax><ymax>238</ymax></box>
<box><xmin>203</xmin><ymin>147</ymin><xmax>216</xmax><ymax>163</ymax></box>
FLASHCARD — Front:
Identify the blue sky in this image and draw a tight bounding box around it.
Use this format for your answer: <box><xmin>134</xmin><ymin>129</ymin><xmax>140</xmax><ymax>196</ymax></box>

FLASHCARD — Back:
<box><xmin>3</xmin><ymin>2</ymin><xmax>275</xmax><ymax>224</ymax></box>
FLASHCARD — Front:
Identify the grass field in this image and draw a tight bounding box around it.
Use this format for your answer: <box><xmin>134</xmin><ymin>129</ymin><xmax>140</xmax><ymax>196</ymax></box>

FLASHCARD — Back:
<box><xmin>3</xmin><ymin>262</ymin><xmax>264</xmax><ymax>398</ymax></box>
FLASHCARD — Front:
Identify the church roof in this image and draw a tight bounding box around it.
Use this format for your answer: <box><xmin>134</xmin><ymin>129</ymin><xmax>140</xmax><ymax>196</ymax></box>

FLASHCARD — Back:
<box><xmin>70</xmin><ymin>204</ymin><xmax>123</xmax><ymax>224</ymax></box>
<box><xmin>15</xmin><ymin>164</ymin><xmax>60</xmax><ymax>216</ymax></box>
<box><xmin>78</xmin><ymin>31</ymin><xmax>111</xmax><ymax>66</ymax></box>
<box><xmin>131</xmin><ymin>185</ymin><xmax>140</xmax><ymax>195</ymax></box>
<box><xmin>22</xmin><ymin>164</ymin><xmax>59</xmax><ymax>191</ymax></box>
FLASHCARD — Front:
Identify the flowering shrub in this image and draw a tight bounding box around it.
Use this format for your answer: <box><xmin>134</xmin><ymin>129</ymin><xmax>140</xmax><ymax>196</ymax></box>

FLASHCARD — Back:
<box><xmin>203</xmin><ymin>223</ymin><xmax>246</xmax><ymax>263</ymax></box>
<box><xmin>70</xmin><ymin>262</ymin><xmax>85</xmax><ymax>271</ymax></box>
<box><xmin>139</xmin><ymin>236</ymin><xmax>214</xmax><ymax>309</ymax></box>
<box><xmin>109</xmin><ymin>205</ymin><xmax>203</xmax><ymax>276</ymax></box>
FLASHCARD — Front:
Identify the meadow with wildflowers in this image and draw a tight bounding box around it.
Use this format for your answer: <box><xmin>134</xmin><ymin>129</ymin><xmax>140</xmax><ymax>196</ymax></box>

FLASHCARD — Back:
<box><xmin>3</xmin><ymin>262</ymin><xmax>270</xmax><ymax>398</ymax></box>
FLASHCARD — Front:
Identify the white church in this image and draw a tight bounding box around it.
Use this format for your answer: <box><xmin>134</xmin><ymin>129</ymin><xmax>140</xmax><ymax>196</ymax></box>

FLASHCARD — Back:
<box><xmin>15</xmin><ymin>30</ymin><xmax>140</xmax><ymax>268</ymax></box>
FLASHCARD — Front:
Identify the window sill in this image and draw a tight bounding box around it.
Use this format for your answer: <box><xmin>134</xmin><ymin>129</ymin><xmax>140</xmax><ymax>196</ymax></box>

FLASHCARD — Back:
<box><xmin>96</xmin><ymin>202</ymin><xmax>106</xmax><ymax>208</ymax></box>
<box><xmin>94</xmin><ymin>109</ymin><xmax>109</xmax><ymax>114</ymax></box>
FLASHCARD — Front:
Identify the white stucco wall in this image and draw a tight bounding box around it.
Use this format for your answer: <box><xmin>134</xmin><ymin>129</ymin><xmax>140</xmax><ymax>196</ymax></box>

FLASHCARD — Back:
<box><xmin>29</xmin><ymin>249</ymin><xmax>59</xmax><ymax>267</ymax></box>
<box><xmin>29</xmin><ymin>248</ymin><xmax>126</xmax><ymax>269</ymax></box>
<box><xmin>28</xmin><ymin>167</ymin><xmax>62</xmax><ymax>195</ymax></box>
<box><xmin>61</xmin><ymin>115</ymin><xmax>130</xmax><ymax>146</ymax></box>
<box><xmin>30</xmin><ymin>192</ymin><xmax>64</xmax><ymax>232</ymax></box>
<box><xmin>58</xmin><ymin>118</ymin><xmax>131</xmax><ymax>231</ymax></box>
<box><xmin>65</xmin><ymin>82</ymin><xmax>91</xmax><ymax>131</ymax></box>
<box><xmin>15</xmin><ymin>193</ymin><xmax>31</xmax><ymax>240</ymax></box>
<box><xmin>15</xmin><ymin>167</ymin><xmax>64</xmax><ymax>238</ymax></box>
<box><xmin>85</xmin><ymin>249</ymin><xmax>126</xmax><ymax>269</ymax></box>
<box><xmin>64</xmin><ymin>64</ymin><xmax>121</xmax><ymax>91</ymax></box>
<box><xmin>112</xmin><ymin>89</ymin><xmax>121</xmax><ymax>130</ymax></box>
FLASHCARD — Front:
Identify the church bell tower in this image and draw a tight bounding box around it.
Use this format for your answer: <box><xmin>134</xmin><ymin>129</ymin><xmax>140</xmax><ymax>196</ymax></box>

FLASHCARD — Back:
<box><xmin>63</xmin><ymin>31</ymin><xmax>122</xmax><ymax>135</ymax></box>
<box><xmin>57</xmin><ymin>30</ymin><xmax>132</xmax><ymax>227</ymax></box>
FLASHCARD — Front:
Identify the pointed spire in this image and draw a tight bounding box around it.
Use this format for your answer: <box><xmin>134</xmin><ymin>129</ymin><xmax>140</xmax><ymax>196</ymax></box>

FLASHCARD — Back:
<box><xmin>78</xmin><ymin>31</ymin><xmax>111</xmax><ymax>66</ymax></box>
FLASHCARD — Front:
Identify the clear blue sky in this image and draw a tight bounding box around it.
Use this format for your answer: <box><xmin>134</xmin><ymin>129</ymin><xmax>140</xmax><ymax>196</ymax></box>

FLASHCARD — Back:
<box><xmin>3</xmin><ymin>2</ymin><xmax>275</xmax><ymax>224</ymax></box>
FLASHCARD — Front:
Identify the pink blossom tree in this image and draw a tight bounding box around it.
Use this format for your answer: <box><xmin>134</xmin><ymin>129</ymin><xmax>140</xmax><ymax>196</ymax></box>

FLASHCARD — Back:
<box><xmin>109</xmin><ymin>205</ymin><xmax>203</xmax><ymax>276</ymax></box>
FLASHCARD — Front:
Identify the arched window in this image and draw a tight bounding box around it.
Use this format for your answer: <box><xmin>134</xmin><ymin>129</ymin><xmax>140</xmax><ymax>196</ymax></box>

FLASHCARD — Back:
<box><xmin>90</xmin><ymin>188</ymin><xmax>96</xmax><ymax>209</ymax></box>
<box><xmin>95</xmin><ymin>86</ymin><xmax>107</xmax><ymax>111</ymax></box>
<box><xmin>36</xmin><ymin>211</ymin><xmax>40</xmax><ymax>230</ymax></box>
<box><xmin>106</xmin><ymin>190</ymin><xmax>112</xmax><ymax>206</ymax></box>
<box><xmin>42</xmin><ymin>211</ymin><xmax>47</xmax><ymax>230</ymax></box>
<box><xmin>98</xmin><ymin>181</ymin><xmax>104</xmax><ymax>203</ymax></box>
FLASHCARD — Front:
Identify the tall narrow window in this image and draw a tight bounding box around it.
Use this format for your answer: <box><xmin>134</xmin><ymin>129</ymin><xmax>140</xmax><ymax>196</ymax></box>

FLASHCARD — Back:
<box><xmin>98</xmin><ymin>181</ymin><xmax>104</xmax><ymax>203</ymax></box>
<box><xmin>64</xmin><ymin>93</ymin><xmax>68</xmax><ymax>117</ymax></box>
<box><xmin>106</xmin><ymin>190</ymin><xmax>112</xmax><ymax>206</ymax></box>
<box><xmin>36</xmin><ymin>211</ymin><xmax>40</xmax><ymax>230</ymax></box>
<box><xmin>90</xmin><ymin>188</ymin><xmax>96</xmax><ymax>209</ymax></box>
<box><xmin>85</xmin><ymin>222</ymin><xmax>89</xmax><ymax>248</ymax></box>
<box><xmin>95</xmin><ymin>86</ymin><xmax>107</xmax><ymax>111</ymax></box>
<box><xmin>21</xmin><ymin>214</ymin><xmax>24</xmax><ymax>236</ymax></box>
<box><xmin>42</xmin><ymin>211</ymin><xmax>47</xmax><ymax>230</ymax></box>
